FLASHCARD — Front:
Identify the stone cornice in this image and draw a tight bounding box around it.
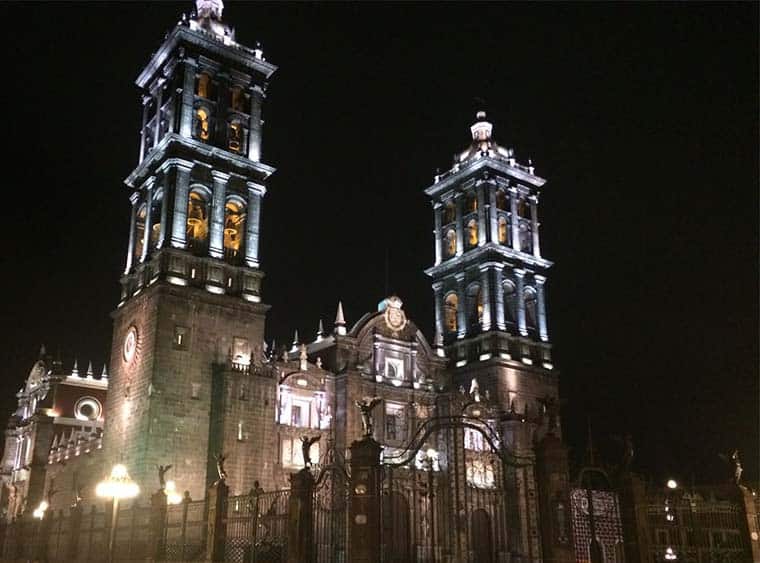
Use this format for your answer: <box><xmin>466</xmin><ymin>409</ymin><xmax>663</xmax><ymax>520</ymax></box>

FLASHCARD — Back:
<box><xmin>424</xmin><ymin>156</ymin><xmax>546</xmax><ymax>199</ymax></box>
<box><xmin>424</xmin><ymin>243</ymin><xmax>552</xmax><ymax>278</ymax></box>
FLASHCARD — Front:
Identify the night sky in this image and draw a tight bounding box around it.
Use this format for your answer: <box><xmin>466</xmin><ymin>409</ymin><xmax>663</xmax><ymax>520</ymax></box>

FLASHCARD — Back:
<box><xmin>1</xmin><ymin>2</ymin><xmax>757</xmax><ymax>486</ymax></box>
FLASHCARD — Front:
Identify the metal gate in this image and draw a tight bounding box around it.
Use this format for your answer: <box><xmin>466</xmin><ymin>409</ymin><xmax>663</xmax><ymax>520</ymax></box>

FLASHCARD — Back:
<box><xmin>380</xmin><ymin>415</ymin><xmax>517</xmax><ymax>563</ymax></box>
<box><xmin>313</xmin><ymin>449</ymin><xmax>349</xmax><ymax>563</ymax></box>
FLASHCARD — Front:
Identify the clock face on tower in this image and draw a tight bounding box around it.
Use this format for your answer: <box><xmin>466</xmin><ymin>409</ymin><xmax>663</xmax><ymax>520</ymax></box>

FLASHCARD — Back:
<box><xmin>123</xmin><ymin>326</ymin><xmax>138</xmax><ymax>363</ymax></box>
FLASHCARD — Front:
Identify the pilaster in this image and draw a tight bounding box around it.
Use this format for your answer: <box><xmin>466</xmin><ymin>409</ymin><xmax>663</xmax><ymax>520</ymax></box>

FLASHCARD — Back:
<box><xmin>125</xmin><ymin>192</ymin><xmax>140</xmax><ymax>274</ymax></box>
<box><xmin>179</xmin><ymin>59</ymin><xmax>197</xmax><ymax>139</ymax></box>
<box><xmin>170</xmin><ymin>161</ymin><xmax>194</xmax><ymax>249</ymax></box>
<box><xmin>494</xmin><ymin>266</ymin><xmax>506</xmax><ymax>330</ymax></box>
<box><xmin>488</xmin><ymin>182</ymin><xmax>498</xmax><ymax>243</ymax></box>
<box><xmin>509</xmin><ymin>187</ymin><xmax>520</xmax><ymax>252</ymax></box>
<box><xmin>248</xmin><ymin>85</ymin><xmax>265</xmax><ymax>162</ymax></box>
<box><xmin>153</xmin><ymin>79</ymin><xmax>164</xmax><ymax>148</ymax></box>
<box><xmin>432</xmin><ymin>281</ymin><xmax>444</xmax><ymax>337</ymax></box>
<box><xmin>535</xmin><ymin>275</ymin><xmax>549</xmax><ymax>342</ymax></box>
<box><xmin>209</xmin><ymin>170</ymin><xmax>229</xmax><ymax>259</ymax></box>
<box><xmin>515</xmin><ymin>268</ymin><xmax>527</xmax><ymax>336</ymax></box>
<box><xmin>479</xmin><ymin>264</ymin><xmax>492</xmax><ymax>331</ymax></box>
<box><xmin>455</xmin><ymin>273</ymin><xmax>466</xmax><ymax>339</ymax></box>
<box><xmin>455</xmin><ymin>195</ymin><xmax>464</xmax><ymax>257</ymax></box>
<box><xmin>530</xmin><ymin>194</ymin><xmax>541</xmax><ymax>258</ymax></box>
<box><xmin>476</xmin><ymin>182</ymin><xmax>487</xmax><ymax>246</ymax></box>
<box><xmin>433</xmin><ymin>203</ymin><xmax>442</xmax><ymax>266</ymax></box>
<box><xmin>140</xmin><ymin>177</ymin><xmax>156</xmax><ymax>263</ymax></box>
<box><xmin>245</xmin><ymin>183</ymin><xmax>264</xmax><ymax>268</ymax></box>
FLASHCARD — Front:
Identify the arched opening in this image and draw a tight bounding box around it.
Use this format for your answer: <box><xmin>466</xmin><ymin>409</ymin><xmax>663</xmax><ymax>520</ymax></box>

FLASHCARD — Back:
<box><xmin>444</xmin><ymin>293</ymin><xmax>458</xmax><ymax>334</ymax></box>
<box><xmin>518</xmin><ymin>197</ymin><xmax>531</xmax><ymax>218</ymax></box>
<box><xmin>524</xmin><ymin>287</ymin><xmax>538</xmax><ymax>330</ymax></box>
<box><xmin>228</xmin><ymin>121</ymin><xmax>243</xmax><ymax>152</ymax></box>
<box><xmin>498</xmin><ymin>216</ymin><xmax>508</xmax><ymax>244</ymax></box>
<box><xmin>443</xmin><ymin>201</ymin><xmax>456</xmax><ymax>224</ymax></box>
<box><xmin>467</xmin><ymin>219</ymin><xmax>478</xmax><ymax>248</ymax></box>
<box><xmin>196</xmin><ymin>107</ymin><xmax>211</xmax><ymax>141</ymax></box>
<box><xmin>196</xmin><ymin>73</ymin><xmax>211</xmax><ymax>98</ymax></box>
<box><xmin>223</xmin><ymin>200</ymin><xmax>246</xmax><ymax>262</ymax></box>
<box><xmin>467</xmin><ymin>284</ymin><xmax>483</xmax><ymax>329</ymax></box>
<box><xmin>471</xmin><ymin>509</ymin><xmax>494</xmax><ymax>563</ymax></box>
<box><xmin>466</xmin><ymin>193</ymin><xmax>478</xmax><ymax>213</ymax></box>
<box><xmin>504</xmin><ymin>281</ymin><xmax>517</xmax><ymax>324</ymax></box>
<box><xmin>187</xmin><ymin>191</ymin><xmax>209</xmax><ymax>254</ymax></box>
<box><xmin>134</xmin><ymin>204</ymin><xmax>146</xmax><ymax>261</ymax></box>
<box><xmin>382</xmin><ymin>492</ymin><xmax>411</xmax><ymax>563</ymax></box>
<box><xmin>495</xmin><ymin>189</ymin><xmax>507</xmax><ymax>210</ymax></box>
<box><xmin>445</xmin><ymin>229</ymin><xmax>457</xmax><ymax>258</ymax></box>
<box><xmin>519</xmin><ymin>222</ymin><xmax>532</xmax><ymax>253</ymax></box>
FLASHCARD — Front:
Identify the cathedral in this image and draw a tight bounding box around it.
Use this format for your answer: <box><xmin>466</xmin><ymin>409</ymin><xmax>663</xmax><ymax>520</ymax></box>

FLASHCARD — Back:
<box><xmin>0</xmin><ymin>2</ymin><xmax>576</xmax><ymax>561</ymax></box>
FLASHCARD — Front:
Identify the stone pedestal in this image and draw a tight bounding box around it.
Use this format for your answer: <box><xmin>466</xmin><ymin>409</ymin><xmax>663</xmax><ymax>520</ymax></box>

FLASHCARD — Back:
<box><xmin>206</xmin><ymin>480</ymin><xmax>229</xmax><ymax>562</ymax></box>
<box><xmin>148</xmin><ymin>490</ymin><xmax>168</xmax><ymax>561</ymax></box>
<box><xmin>348</xmin><ymin>438</ymin><xmax>382</xmax><ymax>563</ymax></box>
<box><xmin>286</xmin><ymin>469</ymin><xmax>315</xmax><ymax>563</ymax></box>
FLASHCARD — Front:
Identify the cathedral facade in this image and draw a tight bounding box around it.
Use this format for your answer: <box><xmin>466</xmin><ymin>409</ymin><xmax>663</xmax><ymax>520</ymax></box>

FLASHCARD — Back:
<box><xmin>1</xmin><ymin>2</ymin><xmax>575</xmax><ymax>561</ymax></box>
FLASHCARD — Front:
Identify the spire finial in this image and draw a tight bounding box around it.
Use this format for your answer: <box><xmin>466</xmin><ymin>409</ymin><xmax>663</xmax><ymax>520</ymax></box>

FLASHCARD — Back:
<box><xmin>71</xmin><ymin>359</ymin><xmax>79</xmax><ymax>377</ymax></box>
<box><xmin>335</xmin><ymin>301</ymin><xmax>347</xmax><ymax>335</ymax></box>
<box><xmin>86</xmin><ymin>361</ymin><xmax>94</xmax><ymax>378</ymax></box>
<box><xmin>315</xmin><ymin>319</ymin><xmax>325</xmax><ymax>342</ymax></box>
<box><xmin>101</xmin><ymin>364</ymin><xmax>108</xmax><ymax>380</ymax></box>
<box><xmin>290</xmin><ymin>330</ymin><xmax>299</xmax><ymax>353</ymax></box>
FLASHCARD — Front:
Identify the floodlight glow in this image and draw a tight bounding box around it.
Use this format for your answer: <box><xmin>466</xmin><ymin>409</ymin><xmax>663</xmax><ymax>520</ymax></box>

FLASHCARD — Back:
<box><xmin>165</xmin><ymin>480</ymin><xmax>182</xmax><ymax>505</ymax></box>
<box><xmin>96</xmin><ymin>464</ymin><xmax>140</xmax><ymax>500</ymax></box>
<box><xmin>33</xmin><ymin>500</ymin><xmax>49</xmax><ymax>519</ymax></box>
<box><xmin>667</xmin><ymin>479</ymin><xmax>677</xmax><ymax>490</ymax></box>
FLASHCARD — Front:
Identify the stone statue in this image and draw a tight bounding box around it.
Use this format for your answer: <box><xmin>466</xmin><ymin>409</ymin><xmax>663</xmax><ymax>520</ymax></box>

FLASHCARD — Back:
<box><xmin>731</xmin><ymin>450</ymin><xmax>743</xmax><ymax>485</ymax></box>
<box><xmin>355</xmin><ymin>396</ymin><xmax>382</xmax><ymax>437</ymax></box>
<box><xmin>157</xmin><ymin>464</ymin><xmax>173</xmax><ymax>489</ymax></box>
<box><xmin>215</xmin><ymin>453</ymin><xmax>228</xmax><ymax>482</ymax></box>
<box><xmin>301</xmin><ymin>435</ymin><xmax>321</xmax><ymax>468</ymax></box>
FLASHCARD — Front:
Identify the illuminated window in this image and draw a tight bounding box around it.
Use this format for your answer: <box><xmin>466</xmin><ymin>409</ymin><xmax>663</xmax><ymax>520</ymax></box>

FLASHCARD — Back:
<box><xmin>464</xmin><ymin>428</ymin><xmax>485</xmax><ymax>451</ymax></box>
<box><xmin>443</xmin><ymin>201</ymin><xmax>456</xmax><ymax>224</ymax></box>
<box><xmin>445</xmin><ymin>229</ymin><xmax>457</xmax><ymax>258</ymax></box>
<box><xmin>191</xmin><ymin>382</ymin><xmax>201</xmax><ymax>399</ymax></box>
<box><xmin>444</xmin><ymin>293</ymin><xmax>458</xmax><ymax>334</ymax></box>
<box><xmin>196</xmin><ymin>73</ymin><xmax>211</xmax><ymax>99</ymax></box>
<box><xmin>223</xmin><ymin>200</ymin><xmax>246</xmax><ymax>260</ymax></box>
<box><xmin>187</xmin><ymin>191</ymin><xmax>209</xmax><ymax>249</ymax></box>
<box><xmin>504</xmin><ymin>281</ymin><xmax>517</xmax><ymax>324</ymax></box>
<box><xmin>466</xmin><ymin>193</ymin><xmax>477</xmax><ymax>213</ymax></box>
<box><xmin>524</xmin><ymin>288</ymin><xmax>538</xmax><ymax>330</ymax></box>
<box><xmin>173</xmin><ymin>326</ymin><xmax>188</xmax><ymax>350</ymax></box>
<box><xmin>466</xmin><ymin>460</ymin><xmax>495</xmax><ymax>488</ymax></box>
<box><xmin>467</xmin><ymin>284</ymin><xmax>483</xmax><ymax>327</ymax></box>
<box><xmin>196</xmin><ymin>108</ymin><xmax>210</xmax><ymax>141</ymax></box>
<box><xmin>519</xmin><ymin>198</ymin><xmax>531</xmax><ymax>218</ymax></box>
<box><xmin>228</xmin><ymin>122</ymin><xmax>242</xmax><ymax>151</ymax></box>
<box><xmin>495</xmin><ymin>189</ymin><xmax>507</xmax><ymax>210</ymax></box>
<box><xmin>282</xmin><ymin>437</ymin><xmax>319</xmax><ymax>468</ymax></box>
<box><xmin>385</xmin><ymin>357</ymin><xmax>404</xmax><ymax>386</ymax></box>
<box><xmin>134</xmin><ymin>204</ymin><xmax>147</xmax><ymax>260</ymax></box>
<box><xmin>385</xmin><ymin>404</ymin><xmax>404</xmax><ymax>441</ymax></box>
<box><xmin>150</xmin><ymin>196</ymin><xmax>162</xmax><ymax>249</ymax></box>
<box><xmin>498</xmin><ymin>216</ymin><xmax>508</xmax><ymax>244</ymax></box>
<box><xmin>467</xmin><ymin>219</ymin><xmax>478</xmax><ymax>247</ymax></box>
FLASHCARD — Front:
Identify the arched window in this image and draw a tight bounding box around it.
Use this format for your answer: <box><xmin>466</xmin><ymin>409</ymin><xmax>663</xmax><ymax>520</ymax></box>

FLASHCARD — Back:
<box><xmin>518</xmin><ymin>198</ymin><xmax>531</xmax><ymax>218</ymax></box>
<box><xmin>495</xmin><ymin>189</ymin><xmax>507</xmax><ymax>210</ymax></box>
<box><xmin>466</xmin><ymin>193</ymin><xmax>478</xmax><ymax>213</ymax></box>
<box><xmin>445</xmin><ymin>229</ymin><xmax>457</xmax><ymax>258</ymax></box>
<box><xmin>467</xmin><ymin>284</ymin><xmax>483</xmax><ymax>329</ymax></box>
<box><xmin>196</xmin><ymin>108</ymin><xmax>211</xmax><ymax>141</ymax></box>
<box><xmin>223</xmin><ymin>200</ymin><xmax>246</xmax><ymax>261</ymax></box>
<box><xmin>524</xmin><ymin>287</ymin><xmax>538</xmax><ymax>330</ymax></box>
<box><xmin>504</xmin><ymin>281</ymin><xmax>517</xmax><ymax>324</ymax></box>
<box><xmin>498</xmin><ymin>216</ymin><xmax>508</xmax><ymax>244</ymax></box>
<box><xmin>443</xmin><ymin>201</ymin><xmax>456</xmax><ymax>224</ymax></box>
<box><xmin>134</xmin><ymin>204</ymin><xmax>146</xmax><ymax>260</ymax></box>
<box><xmin>444</xmin><ymin>293</ymin><xmax>458</xmax><ymax>334</ymax></box>
<box><xmin>467</xmin><ymin>219</ymin><xmax>478</xmax><ymax>247</ymax></box>
<box><xmin>196</xmin><ymin>73</ymin><xmax>211</xmax><ymax>99</ymax></box>
<box><xmin>187</xmin><ymin>191</ymin><xmax>209</xmax><ymax>253</ymax></box>
<box><xmin>228</xmin><ymin>121</ymin><xmax>243</xmax><ymax>152</ymax></box>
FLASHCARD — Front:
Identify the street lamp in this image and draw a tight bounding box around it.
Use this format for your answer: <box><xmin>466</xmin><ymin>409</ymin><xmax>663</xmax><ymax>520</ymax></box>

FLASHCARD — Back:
<box><xmin>96</xmin><ymin>464</ymin><xmax>139</xmax><ymax>563</ymax></box>
<box><xmin>164</xmin><ymin>480</ymin><xmax>183</xmax><ymax>505</ymax></box>
<box><xmin>664</xmin><ymin>546</ymin><xmax>677</xmax><ymax>560</ymax></box>
<box><xmin>32</xmin><ymin>500</ymin><xmax>49</xmax><ymax>520</ymax></box>
<box><xmin>666</xmin><ymin>479</ymin><xmax>677</xmax><ymax>490</ymax></box>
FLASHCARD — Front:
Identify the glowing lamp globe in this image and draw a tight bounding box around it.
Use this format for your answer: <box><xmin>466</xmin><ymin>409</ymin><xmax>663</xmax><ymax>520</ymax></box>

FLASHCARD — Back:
<box><xmin>165</xmin><ymin>480</ymin><xmax>183</xmax><ymax>505</ymax></box>
<box><xmin>33</xmin><ymin>500</ymin><xmax>49</xmax><ymax>519</ymax></box>
<box><xmin>96</xmin><ymin>464</ymin><xmax>140</xmax><ymax>500</ymax></box>
<box><xmin>666</xmin><ymin>479</ymin><xmax>677</xmax><ymax>490</ymax></box>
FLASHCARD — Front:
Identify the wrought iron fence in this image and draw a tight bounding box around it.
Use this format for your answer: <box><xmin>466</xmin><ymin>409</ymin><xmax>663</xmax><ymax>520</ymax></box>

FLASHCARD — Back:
<box><xmin>223</xmin><ymin>489</ymin><xmax>290</xmax><ymax>563</ymax></box>
<box><xmin>313</xmin><ymin>464</ymin><xmax>348</xmax><ymax>563</ymax></box>
<box><xmin>165</xmin><ymin>497</ymin><xmax>208</xmax><ymax>561</ymax></box>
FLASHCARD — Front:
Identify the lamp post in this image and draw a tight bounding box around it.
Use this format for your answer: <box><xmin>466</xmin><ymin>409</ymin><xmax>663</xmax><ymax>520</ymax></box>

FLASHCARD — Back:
<box><xmin>96</xmin><ymin>464</ymin><xmax>140</xmax><ymax>563</ymax></box>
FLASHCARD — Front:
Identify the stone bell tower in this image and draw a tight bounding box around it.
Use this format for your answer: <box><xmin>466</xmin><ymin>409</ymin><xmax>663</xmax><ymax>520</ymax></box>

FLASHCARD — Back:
<box><xmin>425</xmin><ymin>112</ymin><xmax>573</xmax><ymax>561</ymax></box>
<box><xmin>102</xmin><ymin>0</ymin><xmax>276</xmax><ymax>499</ymax></box>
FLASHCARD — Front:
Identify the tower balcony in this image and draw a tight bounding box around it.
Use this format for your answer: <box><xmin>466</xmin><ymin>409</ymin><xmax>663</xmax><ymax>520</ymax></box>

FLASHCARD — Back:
<box><xmin>446</xmin><ymin>331</ymin><xmax>554</xmax><ymax>372</ymax></box>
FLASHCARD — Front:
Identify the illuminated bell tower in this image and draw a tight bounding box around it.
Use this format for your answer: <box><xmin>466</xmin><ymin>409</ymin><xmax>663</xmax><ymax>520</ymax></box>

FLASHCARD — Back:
<box><xmin>102</xmin><ymin>0</ymin><xmax>276</xmax><ymax>499</ymax></box>
<box><xmin>425</xmin><ymin>112</ymin><xmax>571</xmax><ymax>560</ymax></box>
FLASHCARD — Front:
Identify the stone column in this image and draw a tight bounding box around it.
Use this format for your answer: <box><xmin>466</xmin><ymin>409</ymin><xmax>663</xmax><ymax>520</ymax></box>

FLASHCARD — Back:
<box><xmin>179</xmin><ymin>59</ymin><xmax>197</xmax><ymax>139</ymax></box>
<box><xmin>148</xmin><ymin>490</ymin><xmax>168</xmax><ymax>561</ymax></box>
<box><xmin>530</xmin><ymin>195</ymin><xmax>541</xmax><ymax>258</ymax></box>
<box><xmin>455</xmin><ymin>195</ymin><xmax>464</xmax><ymax>257</ymax></box>
<box><xmin>494</xmin><ymin>266</ymin><xmax>506</xmax><ymax>330</ymax></box>
<box><xmin>433</xmin><ymin>203</ymin><xmax>442</xmax><ymax>265</ymax></box>
<box><xmin>509</xmin><ymin>187</ymin><xmax>520</xmax><ymax>252</ymax></box>
<box><xmin>209</xmin><ymin>171</ymin><xmax>228</xmax><ymax>259</ymax></box>
<box><xmin>139</xmin><ymin>95</ymin><xmax>150</xmax><ymax>163</ymax></box>
<box><xmin>170</xmin><ymin>162</ymin><xmax>193</xmax><ymax>249</ymax></box>
<box><xmin>248</xmin><ymin>85</ymin><xmax>265</xmax><ymax>161</ymax></box>
<box><xmin>479</xmin><ymin>264</ymin><xmax>492</xmax><ymax>331</ymax></box>
<box><xmin>245</xmin><ymin>184</ymin><xmax>264</xmax><ymax>268</ymax></box>
<box><xmin>124</xmin><ymin>193</ymin><xmax>140</xmax><ymax>274</ymax></box>
<box><xmin>455</xmin><ymin>273</ymin><xmax>466</xmax><ymax>339</ymax></box>
<box><xmin>432</xmin><ymin>282</ymin><xmax>444</xmax><ymax>337</ymax></box>
<box><xmin>140</xmin><ymin>177</ymin><xmax>155</xmax><ymax>263</ymax></box>
<box><xmin>205</xmin><ymin>480</ymin><xmax>228</xmax><ymax>562</ymax></box>
<box><xmin>535</xmin><ymin>275</ymin><xmax>549</xmax><ymax>341</ymax></box>
<box><xmin>286</xmin><ymin>469</ymin><xmax>315</xmax><ymax>563</ymax></box>
<box><xmin>488</xmin><ymin>183</ymin><xmax>498</xmax><ymax>243</ymax></box>
<box><xmin>477</xmin><ymin>183</ymin><xmax>487</xmax><ymax>246</ymax></box>
<box><xmin>153</xmin><ymin>80</ymin><xmax>164</xmax><ymax>147</ymax></box>
<box><xmin>348</xmin><ymin>438</ymin><xmax>382</xmax><ymax>563</ymax></box>
<box><xmin>515</xmin><ymin>269</ymin><xmax>527</xmax><ymax>336</ymax></box>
